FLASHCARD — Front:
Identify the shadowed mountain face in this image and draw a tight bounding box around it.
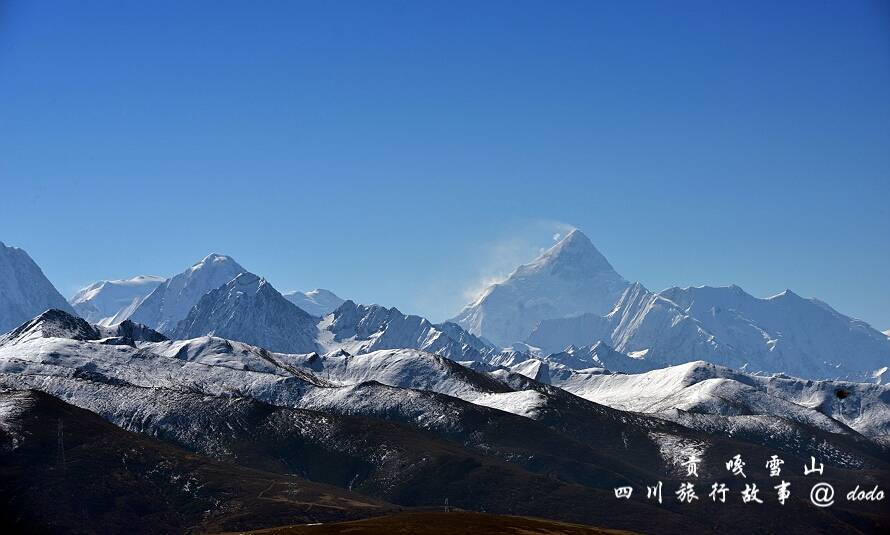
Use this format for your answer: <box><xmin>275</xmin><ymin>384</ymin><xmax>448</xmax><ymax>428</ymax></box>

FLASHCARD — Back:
<box><xmin>0</xmin><ymin>389</ymin><xmax>394</xmax><ymax>534</ymax></box>
<box><xmin>171</xmin><ymin>273</ymin><xmax>320</xmax><ymax>354</ymax></box>
<box><xmin>128</xmin><ymin>253</ymin><xmax>246</xmax><ymax>333</ymax></box>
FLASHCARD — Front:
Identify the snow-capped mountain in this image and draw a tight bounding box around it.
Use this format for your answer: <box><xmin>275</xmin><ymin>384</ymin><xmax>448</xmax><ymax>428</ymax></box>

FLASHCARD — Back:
<box><xmin>171</xmin><ymin>272</ymin><xmax>320</xmax><ymax>354</ymax></box>
<box><xmin>450</xmin><ymin>230</ymin><xmax>630</xmax><ymax>347</ymax></box>
<box><xmin>283</xmin><ymin>288</ymin><xmax>344</xmax><ymax>316</ymax></box>
<box><xmin>527</xmin><ymin>282</ymin><xmax>890</xmax><ymax>380</ymax></box>
<box><xmin>128</xmin><ymin>253</ymin><xmax>245</xmax><ymax>333</ymax></box>
<box><xmin>0</xmin><ymin>309</ymin><xmax>101</xmax><ymax>345</ymax></box>
<box><xmin>69</xmin><ymin>275</ymin><xmax>166</xmax><ymax>325</ymax></box>
<box><xmin>0</xmin><ymin>242</ymin><xmax>75</xmax><ymax>334</ymax></box>
<box><xmin>319</xmin><ymin>300</ymin><xmax>495</xmax><ymax>361</ymax></box>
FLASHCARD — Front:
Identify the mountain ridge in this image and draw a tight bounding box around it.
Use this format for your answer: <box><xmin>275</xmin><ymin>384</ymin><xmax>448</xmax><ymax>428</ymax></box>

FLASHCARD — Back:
<box><xmin>528</xmin><ymin>281</ymin><xmax>890</xmax><ymax>380</ymax></box>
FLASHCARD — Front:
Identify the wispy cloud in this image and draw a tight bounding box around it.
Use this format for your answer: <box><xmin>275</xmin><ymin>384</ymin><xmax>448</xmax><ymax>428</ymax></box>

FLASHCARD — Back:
<box><xmin>460</xmin><ymin>219</ymin><xmax>577</xmax><ymax>306</ymax></box>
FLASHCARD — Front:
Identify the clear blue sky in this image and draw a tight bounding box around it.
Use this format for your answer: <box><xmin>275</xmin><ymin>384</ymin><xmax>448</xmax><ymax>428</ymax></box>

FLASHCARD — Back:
<box><xmin>1</xmin><ymin>1</ymin><xmax>888</xmax><ymax>328</ymax></box>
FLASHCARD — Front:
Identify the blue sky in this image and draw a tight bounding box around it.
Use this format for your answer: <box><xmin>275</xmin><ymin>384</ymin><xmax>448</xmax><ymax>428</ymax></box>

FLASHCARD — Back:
<box><xmin>1</xmin><ymin>1</ymin><xmax>888</xmax><ymax>328</ymax></box>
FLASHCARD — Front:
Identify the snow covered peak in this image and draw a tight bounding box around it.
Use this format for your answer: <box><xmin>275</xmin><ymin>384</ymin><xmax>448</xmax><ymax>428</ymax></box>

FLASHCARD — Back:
<box><xmin>0</xmin><ymin>309</ymin><xmax>166</xmax><ymax>347</ymax></box>
<box><xmin>0</xmin><ymin>242</ymin><xmax>75</xmax><ymax>334</ymax></box>
<box><xmin>451</xmin><ymin>229</ymin><xmax>629</xmax><ymax>347</ymax></box>
<box><xmin>192</xmin><ymin>253</ymin><xmax>236</xmax><ymax>270</ymax></box>
<box><xmin>771</xmin><ymin>288</ymin><xmax>800</xmax><ymax>299</ymax></box>
<box><xmin>70</xmin><ymin>275</ymin><xmax>166</xmax><ymax>325</ymax></box>
<box><xmin>170</xmin><ymin>272</ymin><xmax>320</xmax><ymax>354</ymax></box>
<box><xmin>286</xmin><ymin>348</ymin><xmax>512</xmax><ymax>400</ymax></box>
<box><xmin>283</xmin><ymin>288</ymin><xmax>345</xmax><ymax>316</ymax></box>
<box><xmin>0</xmin><ymin>309</ymin><xmax>99</xmax><ymax>346</ymax></box>
<box><xmin>128</xmin><ymin>253</ymin><xmax>246</xmax><ymax>332</ymax></box>
<box><xmin>517</xmin><ymin>229</ymin><xmax>617</xmax><ymax>278</ymax></box>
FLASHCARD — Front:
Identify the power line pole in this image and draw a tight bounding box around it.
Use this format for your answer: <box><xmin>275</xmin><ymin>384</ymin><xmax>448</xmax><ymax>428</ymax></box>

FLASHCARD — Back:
<box><xmin>57</xmin><ymin>418</ymin><xmax>65</xmax><ymax>472</ymax></box>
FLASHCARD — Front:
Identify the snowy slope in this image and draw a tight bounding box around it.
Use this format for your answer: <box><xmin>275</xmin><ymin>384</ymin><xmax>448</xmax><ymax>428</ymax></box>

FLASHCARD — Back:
<box><xmin>285</xmin><ymin>348</ymin><xmax>513</xmax><ymax>401</ymax></box>
<box><xmin>528</xmin><ymin>282</ymin><xmax>890</xmax><ymax>380</ymax></box>
<box><xmin>128</xmin><ymin>254</ymin><xmax>245</xmax><ymax>333</ymax></box>
<box><xmin>507</xmin><ymin>358</ymin><xmax>555</xmax><ymax>383</ymax></box>
<box><xmin>0</xmin><ymin>312</ymin><xmax>538</xmax><ymax>432</ymax></box>
<box><xmin>0</xmin><ymin>242</ymin><xmax>75</xmax><ymax>334</ymax></box>
<box><xmin>0</xmin><ymin>310</ymin><xmax>605</xmax><ymax>431</ymax></box>
<box><xmin>69</xmin><ymin>275</ymin><xmax>165</xmax><ymax>325</ymax></box>
<box><xmin>171</xmin><ymin>273</ymin><xmax>320</xmax><ymax>354</ymax></box>
<box><xmin>277</xmin><ymin>339</ymin><xmax>890</xmax><ymax>448</ymax></box>
<box><xmin>283</xmin><ymin>288</ymin><xmax>344</xmax><ymax>316</ymax></box>
<box><xmin>545</xmin><ymin>342</ymin><xmax>659</xmax><ymax>373</ymax></box>
<box><xmin>450</xmin><ymin>230</ymin><xmax>629</xmax><ymax>347</ymax></box>
<box><xmin>537</xmin><ymin>360</ymin><xmax>890</xmax><ymax>440</ymax></box>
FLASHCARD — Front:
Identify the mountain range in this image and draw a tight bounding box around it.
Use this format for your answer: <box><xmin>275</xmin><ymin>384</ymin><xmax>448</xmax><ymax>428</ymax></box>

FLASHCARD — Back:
<box><xmin>2</xmin><ymin>235</ymin><xmax>888</xmax><ymax>382</ymax></box>
<box><xmin>1</xmin><ymin>236</ymin><xmax>888</xmax><ymax>532</ymax></box>
<box><xmin>58</xmin><ymin>251</ymin><xmax>491</xmax><ymax>363</ymax></box>
<box><xmin>1</xmin><ymin>309</ymin><xmax>888</xmax><ymax>533</ymax></box>
<box><xmin>525</xmin><ymin>281</ymin><xmax>890</xmax><ymax>380</ymax></box>
<box><xmin>450</xmin><ymin>231</ymin><xmax>889</xmax><ymax>381</ymax></box>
